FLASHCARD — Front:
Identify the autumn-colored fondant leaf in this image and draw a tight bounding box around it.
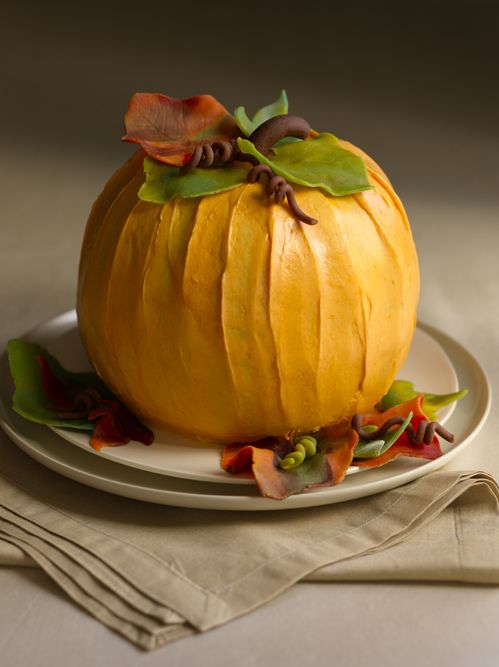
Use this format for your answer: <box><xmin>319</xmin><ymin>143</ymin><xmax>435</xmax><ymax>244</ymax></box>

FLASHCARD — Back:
<box><xmin>221</xmin><ymin>438</ymin><xmax>279</xmax><ymax>478</ymax></box>
<box><xmin>123</xmin><ymin>93</ymin><xmax>240</xmax><ymax>166</ymax></box>
<box><xmin>88</xmin><ymin>400</ymin><xmax>153</xmax><ymax>451</ymax></box>
<box><xmin>7</xmin><ymin>339</ymin><xmax>154</xmax><ymax>448</ymax></box>
<box><xmin>321</xmin><ymin>421</ymin><xmax>360</xmax><ymax>484</ymax></box>
<box><xmin>89</xmin><ymin>406</ymin><xmax>129</xmax><ymax>450</ymax></box>
<box><xmin>36</xmin><ymin>355</ymin><xmax>74</xmax><ymax>411</ymax></box>
<box><xmin>221</xmin><ymin>424</ymin><xmax>358</xmax><ymax>500</ymax></box>
<box><xmin>354</xmin><ymin>396</ymin><xmax>443</xmax><ymax>469</ymax></box>
<box><xmin>220</xmin><ymin>396</ymin><xmax>452</xmax><ymax>498</ymax></box>
<box><xmin>7</xmin><ymin>339</ymin><xmax>98</xmax><ymax>430</ymax></box>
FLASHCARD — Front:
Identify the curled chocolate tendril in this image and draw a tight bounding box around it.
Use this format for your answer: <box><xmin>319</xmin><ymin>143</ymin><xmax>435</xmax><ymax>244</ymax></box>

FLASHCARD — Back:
<box><xmin>180</xmin><ymin>140</ymin><xmax>238</xmax><ymax>174</ymax></box>
<box><xmin>179</xmin><ymin>115</ymin><xmax>317</xmax><ymax>225</ymax></box>
<box><xmin>351</xmin><ymin>414</ymin><xmax>455</xmax><ymax>448</ymax></box>
<box><xmin>248</xmin><ymin>115</ymin><xmax>311</xmax><ymax>155</ymax></box>
<box><xmin>247</xmin><ymin>164</ymin><xmax>318</xmax><ymax>225</ymax></box>
<box><xmin>56</xmin><ymin>387</ymin><xmax>102</xmax><ymax>420</ymax></box>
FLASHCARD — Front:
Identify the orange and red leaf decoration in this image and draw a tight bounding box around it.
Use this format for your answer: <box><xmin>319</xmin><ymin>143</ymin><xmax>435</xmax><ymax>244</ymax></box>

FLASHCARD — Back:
<box><xmin>322</xmin><ymin>420</ymin><xmax>361</xmax><ymax>484</ymax></box>
<box><xmin>87</xmin><ymin>400</ymin><xmax>153</xmax><ymax>451</ymax></box>
<box><xmin>221</xmin><ymin>437</ymin><xmax>279</xmax><ymax>479</ymax></box>
<box><xmin>38</xmin><ymin>352</ymin><xmax>153</xmax><ymax>450</ymax></box>
<box><xmin>123</xmin><ymin>93</ymin><xmax>240</xmax><ymax>167</ymax></box>
<box><xmin>353</xmin><ymin>396</ymin><xmax>443</xmax><ymax>468</ymax></box>
<box><xmin>221</xmin><ymin>424</ymin><xmax>359</xmax><ymax>500</ymax></box>
<box><xmin>220</xmin><ymin>397</ymin><xmax>448</xmax><ymax>499</ymax></box>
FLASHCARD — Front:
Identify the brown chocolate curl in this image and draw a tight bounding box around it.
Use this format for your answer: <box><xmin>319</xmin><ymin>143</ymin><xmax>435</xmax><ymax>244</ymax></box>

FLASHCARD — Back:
<box><xmin>247</xmin><ymin>164</ymin><xmax>317</xmax><ymax>225</ymax></box>
<box><xmin>351</xmin><ymin>414</ymin><xmax>455</xmax><ymax>447</ymax></box>
<box><xmin>180</xmin><ymin>139</ymin><xmax>238</xmax><ymax>174</ymax></box>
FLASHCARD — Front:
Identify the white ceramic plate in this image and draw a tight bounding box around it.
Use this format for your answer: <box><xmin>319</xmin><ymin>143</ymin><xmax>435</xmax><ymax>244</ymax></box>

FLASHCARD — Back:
<box><xmin>44</xmin><ymin>311</ymin><xmax>459</xmax><ymax>485</ymax></box>
<box><xmin>0</xmin><ymin>312</ymin><xmax>490</xmax><ymax>510</ymax></box>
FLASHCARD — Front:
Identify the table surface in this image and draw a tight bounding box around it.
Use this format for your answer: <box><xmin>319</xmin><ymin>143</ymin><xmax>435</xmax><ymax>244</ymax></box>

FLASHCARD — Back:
<box><xmin>1</xmin><ymin>3</ymin><xmax>499</xmax><ymax>664</ymax></box>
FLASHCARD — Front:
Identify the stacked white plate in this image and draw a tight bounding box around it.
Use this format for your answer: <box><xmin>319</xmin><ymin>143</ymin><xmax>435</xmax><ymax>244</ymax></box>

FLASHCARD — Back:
<box><xmin>0</xmin><ymin>312</ymin><xmax>491</xmax><ymax>511</ymax></box>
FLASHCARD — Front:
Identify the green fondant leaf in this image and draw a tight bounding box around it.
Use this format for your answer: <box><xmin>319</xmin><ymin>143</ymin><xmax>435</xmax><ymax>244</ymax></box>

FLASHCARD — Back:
<box><xmin>381</xmin><ymin>380</ymin><xmax>468</xmax><ymax>421</ymax></box>
<box><xmin>353</xmin><ymin>439</ymin><xmax>386</xmax><ymax>458</ymax></box>
<box><xmin>7</xmin><ymin>339</ymin><xmax>99</xmax><ymax>430</ymax></box>
<box><xmin>139</xmin><ymin>157</ymin><xmax>248</xmax><ymax>203</ymax></box>
<box><xmin>234</xmin><ymin>90</ymin><xmax>289</xmax><ymax>137</ymax></box>
<box><xmin>233</xmin><ymin>107</ymin><xmax>253</xmax><ymax>138</ymax></box>
<box><xmin>274</xmin><ymin>136</ymin><xmax>301</xmax><ymax>147</ymax></box>
<box><xmin>237</xmin><ymin>134</ymin><xmax>372</xmax><ymax>197</ymax></box>
<box><xmin>353</xmin><ymin>411</ymin><xmax>413</xmax><ymax>459</ymax></box>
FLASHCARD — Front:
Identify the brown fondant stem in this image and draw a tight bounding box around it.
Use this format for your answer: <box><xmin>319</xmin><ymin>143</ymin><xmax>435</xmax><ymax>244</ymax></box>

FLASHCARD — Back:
<box><xmin>249</xmin><ymin>115</ymin><xmax>311</xmax><ymax>155</ymax></box>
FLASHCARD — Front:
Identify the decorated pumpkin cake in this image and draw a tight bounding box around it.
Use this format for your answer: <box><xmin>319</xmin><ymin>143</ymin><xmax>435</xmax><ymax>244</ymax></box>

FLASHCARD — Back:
<box><xmin>77</xmin><ymin>91</ymin><xmax>419</xmax><ymax>442</ymax></box>
<box><xmin>8</xmin><ymin>90</ymin><xmax>466</xmax><ymax>499</ymax></box>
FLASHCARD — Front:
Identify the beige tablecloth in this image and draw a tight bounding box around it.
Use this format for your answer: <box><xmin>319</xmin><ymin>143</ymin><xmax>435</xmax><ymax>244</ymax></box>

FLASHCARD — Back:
<box><xmin>0</xmin><ymin>421</ymin><xmax>498</xmax><ymax>650</ymax></box>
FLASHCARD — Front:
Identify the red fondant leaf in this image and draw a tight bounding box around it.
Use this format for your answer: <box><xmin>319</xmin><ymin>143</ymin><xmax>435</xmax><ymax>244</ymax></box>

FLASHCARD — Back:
<box><xmin>16</xmin><ymin>341</ymin><xmax>154</xmax><ymax>449</ymax></box>
<box><xmin>88</xmin><ymin>400</ymin><xmax>154</xmax><ymax>451</ymax></box>
<box><xmin>123</xmin><ymin>93</ymin><xmax>240</xmax><ymax>166</ymax></box>
<box><xmin>221</xmin><ymin>437</ymin><xmax>279</xmax><ymax>476</ymax></box>
<box><xmin>36</xmin><ymin>355</ymin><xmax>74</xmax><ymax>410</ymax></box>
<box><xmin>99</xmin><ymin>400</ymin><xmax>154</xmax><ymax>445</ymax></box>
<box><xmin>221</xmin><ymin>425</ymin><xmax>358</xmax><ymax>500</ymax></box>
<box><xmin>89</xmin><ymin>408</ymin><xmax>129</xmax><ymax>451</ymax></box>
<box><xmin>221</xmin><ymin>444</ymin><xmax>255</xmax><ymax>474</ymax></box>
<box><xmin>354</xmin><ymin>396</ymin><xmax>443</xmax><ymax>468</ymax></box>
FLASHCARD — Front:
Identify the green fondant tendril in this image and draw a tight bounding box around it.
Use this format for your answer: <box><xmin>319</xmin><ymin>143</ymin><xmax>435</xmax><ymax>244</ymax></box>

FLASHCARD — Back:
<box><xmin>279</xmin><ymin>435</ymin><xmax>318</xmax><ymax>470</ymax></box>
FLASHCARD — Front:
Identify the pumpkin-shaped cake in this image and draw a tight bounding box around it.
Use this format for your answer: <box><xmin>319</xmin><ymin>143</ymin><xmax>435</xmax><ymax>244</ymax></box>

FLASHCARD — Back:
<box><xmin>77</xmin><ymin>92</ymin><xmax>419</xmax><ymax>442</ymax></box>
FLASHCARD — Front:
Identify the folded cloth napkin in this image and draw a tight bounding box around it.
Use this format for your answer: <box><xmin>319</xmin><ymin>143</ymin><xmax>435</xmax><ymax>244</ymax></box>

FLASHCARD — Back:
<box><xmin>0</xmin><ymin>433</ymin><xmax>498</xmax><ymax>651</ymax></box>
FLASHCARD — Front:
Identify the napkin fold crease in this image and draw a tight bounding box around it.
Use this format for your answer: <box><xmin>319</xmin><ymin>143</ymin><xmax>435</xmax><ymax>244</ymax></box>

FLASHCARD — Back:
<box><xmin>0</xmin><ymin>435</ymin><xmax>498</xmax><ymax>650</ymax></box>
